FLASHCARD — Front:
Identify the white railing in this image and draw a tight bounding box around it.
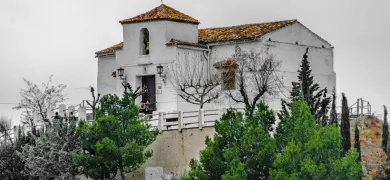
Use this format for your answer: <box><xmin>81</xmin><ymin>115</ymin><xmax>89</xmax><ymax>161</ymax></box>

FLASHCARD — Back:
<box><xmin>143</xmin><ymin>108</ymin><xmax>245</xmax><ymax>132</ymax></box>
<box><xmin>0</xmin><ymin>104</ymin><xmax>245</xmax><ymax>144</ymax></box>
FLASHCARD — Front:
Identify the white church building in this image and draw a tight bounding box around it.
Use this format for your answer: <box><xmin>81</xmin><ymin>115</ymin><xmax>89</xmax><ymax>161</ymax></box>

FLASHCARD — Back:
<box><xmin>96</xmin><ymin>4</ymin><xmax>336</xmax><ymax>113</ymax></box>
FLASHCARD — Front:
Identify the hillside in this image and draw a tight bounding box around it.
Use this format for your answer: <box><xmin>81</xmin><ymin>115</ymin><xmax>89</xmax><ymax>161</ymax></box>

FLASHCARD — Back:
<box><xmin>351</xmin><ymin>116</ymin><xmax>388</xmax><ymax>179</ymax></box>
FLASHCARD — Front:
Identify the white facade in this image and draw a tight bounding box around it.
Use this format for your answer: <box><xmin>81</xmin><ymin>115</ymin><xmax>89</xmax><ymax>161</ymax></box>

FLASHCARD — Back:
<box><xmin>96</xmin><ymin>10</ymin><xmax>335</xmax><ymax>113</ymax></box>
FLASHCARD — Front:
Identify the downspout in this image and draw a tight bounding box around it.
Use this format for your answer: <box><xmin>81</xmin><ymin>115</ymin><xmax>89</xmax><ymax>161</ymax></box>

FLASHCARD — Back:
<box><xmin>203</xmin><ymin>44</ymin><xmax>212</xmax><ymax>79</ymax></box>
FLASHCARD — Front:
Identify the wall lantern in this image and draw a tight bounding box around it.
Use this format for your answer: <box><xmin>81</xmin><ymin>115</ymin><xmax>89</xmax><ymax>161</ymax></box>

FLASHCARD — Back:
<box><xmin>117</xmin><ymin>67</ymin><xmax>125</xmax><ymax>80</ymax></box>
<box><xmin>156</xmin><ymin>64</ymin><xmax>166</xmax><ymax>83</ymax></box>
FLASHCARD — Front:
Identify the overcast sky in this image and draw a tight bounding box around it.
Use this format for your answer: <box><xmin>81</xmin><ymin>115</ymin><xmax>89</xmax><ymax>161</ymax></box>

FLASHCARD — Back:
<box><xmin>1</xmin><ymin>0</ymin><xmax>389</xmax><ymax>123</ymax></box>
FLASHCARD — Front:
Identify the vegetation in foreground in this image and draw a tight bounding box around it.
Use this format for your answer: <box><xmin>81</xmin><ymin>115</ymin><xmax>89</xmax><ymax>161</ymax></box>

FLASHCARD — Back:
<box><xmin>182</xmin><ymin>98</ymin><xmax>362</xmax><ymax>180</ymax></box>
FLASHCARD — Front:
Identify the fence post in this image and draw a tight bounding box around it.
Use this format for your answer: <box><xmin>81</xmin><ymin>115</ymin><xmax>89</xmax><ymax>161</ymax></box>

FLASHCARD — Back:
<box><xmin>78</xmin><ymin>106</ymin><xmax>86</xmax><ymax>121</ymax></box>
<box><xmin>13</xmin><ymin>126</ymin><xmax>18</xmax><ymax>141</ymax></box>
<box><xmin>158</xmin><ymin>112</ymin><xmax>164</xmax><ymax>133</ymax></box>
<box><xmin>68</xmin><ymin>105</ymin><xmax>75</xmax><ymax>116</ymax></box>
<box><xmin>199</xmin><ymin>109</ymin><xmax>204</xmax><ymax>130</ymax></box>
<box><xmin>21</xmin><ymin>124</ymin><xmax>26</xmax><ymax>136</ymax></box>
<box><xmin>58</xmin><ymin>104</ymin><xmax>66</xmax><ymax>117</ymax></box>
<box><xmin>178</xmin><ymin>111</ymin><xmax>183</xmax><ymax>132</ymax></box>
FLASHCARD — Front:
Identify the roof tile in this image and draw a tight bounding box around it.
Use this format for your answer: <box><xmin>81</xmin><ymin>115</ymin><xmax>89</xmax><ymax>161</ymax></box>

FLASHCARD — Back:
<box><xmin>198</xmin><ymin>20</ymin><xmax>297</xmax><ymax>43</ymax></box>
<box><xmin>96</xmin><ymin>20</ymin><xmax>298</xmax><ymax>56</ymax></box>
<box><xmin>95</xmin><ymin>42</ymin><xmax>123</xmax><ymax>56</ymax></box>
<box><xmin>120</xmin><ymin>4</ymin><xmax>199</xmax><ymax>25</ymax></box>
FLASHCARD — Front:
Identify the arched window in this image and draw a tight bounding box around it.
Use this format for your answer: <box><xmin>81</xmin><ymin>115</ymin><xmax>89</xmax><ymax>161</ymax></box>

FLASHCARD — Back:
<box><xmin>140</xmin><ymin>28</ymin><xmax>150</xmax><ymax>55</ymax></box>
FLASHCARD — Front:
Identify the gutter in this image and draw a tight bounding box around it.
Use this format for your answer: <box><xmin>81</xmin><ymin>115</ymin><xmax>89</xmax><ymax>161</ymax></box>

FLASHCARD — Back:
<box><xmin>95</xmin><ymin>53</ymin><xmax>116</xmax><ymax>58</ymax></box>
<box><xmin>175</xmin><ymin>44</ymin><xmax>209</xmax><ymax>51</ymax></box>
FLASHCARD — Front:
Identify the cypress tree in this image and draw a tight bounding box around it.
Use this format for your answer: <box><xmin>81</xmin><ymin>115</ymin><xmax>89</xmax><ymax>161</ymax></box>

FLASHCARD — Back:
<box><xmin>354</xmin><ymin>122</ymin><xmax>361</xmax><ymax>160</ymax></box>
<box><xmin>384</xmin><ymin>106</ymin><xmax>390</xmax><ymax>180</ymax></box>
<box><xmin>289</xmin><ymin>48</ymin><xmax>331</xmax><ymax>125</ymax></box>
<box><xmin>341</xmin><ymin>93</ymin><xmax>351</xmax><ymax>156</ymax></box>
<box><xmin>329</xmin><ymin>89</ymin><xmax>338</xmax><ymax>126</ymax></box>
<box><xmin>382</xmin><ymin>106</ymin><xmax>388</xmax><ymax>153</ymax></box>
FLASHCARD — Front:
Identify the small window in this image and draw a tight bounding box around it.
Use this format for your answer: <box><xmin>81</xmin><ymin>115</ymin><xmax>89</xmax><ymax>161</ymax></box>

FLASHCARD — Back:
<box><xmin>140</xmin><ymin>28</ymin><xmax>150</xmax><ymax>55</ymax></box>
<box><xmin>222</xmin><ymin>69</ymin><xmax>236</xmax><ymax>90</ymax></box>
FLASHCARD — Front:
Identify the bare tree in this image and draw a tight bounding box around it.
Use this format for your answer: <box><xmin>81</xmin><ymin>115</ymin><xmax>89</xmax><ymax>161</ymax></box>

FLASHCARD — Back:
<box><xmin>121</xmin><ymin>80</ymin><xmax>148</xmax><ymax>100</ymax></box>
<box><xmin>0</xmin><ymin>115</ymin><xmax>13</xmax><ymax>145</ymax></box>
<box><xmin>221</xmin><ymin>45</ymin><xmax>283</xmax><ymax>116</ymax></box>
<box><xmin>86</xmin><ymin>86</ymin><xmax>100</xmax><ymax>120</ymax></box>
<box><xmin>13</xmin><ymin>75</ymin><xmax>67</xmax><ymax>134</ymax></box>
<box><xmin>167</xmin><ymin>52</ymin><xmax>220</xmax><ymax>109</ymax></box>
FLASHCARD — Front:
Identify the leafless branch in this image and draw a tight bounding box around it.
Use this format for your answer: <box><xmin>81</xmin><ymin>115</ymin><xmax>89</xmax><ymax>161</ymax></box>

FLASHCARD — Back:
<box><xmin>222</xmin><ymin>45</ymin><xmax>283</xmax><ymax>115</ymax></box>
<box><xmin>86</xmin><ymin>86</ymin><xmax>100</xmax><ymax>120</ymax></box>
<box><xmin>13</xmin><ymin>75</ymin><xmax>67</xmax><ymax>130</ymax></box>
<box><xmin>167</xmin><ymin>51</ymin><xmax>220</xmax><ymax>109</ymax></box>
<box><xmin>122</xmin><ymin>81</ymin><xmax>147</xmax><ymax>100</ymax></box>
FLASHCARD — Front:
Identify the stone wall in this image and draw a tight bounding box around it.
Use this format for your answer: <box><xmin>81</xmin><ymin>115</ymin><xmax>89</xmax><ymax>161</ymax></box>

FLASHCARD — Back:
<box><xmin>126</xmin><ymin>127</ymin><xmax>215</xmax><ymax>180</ymax></box>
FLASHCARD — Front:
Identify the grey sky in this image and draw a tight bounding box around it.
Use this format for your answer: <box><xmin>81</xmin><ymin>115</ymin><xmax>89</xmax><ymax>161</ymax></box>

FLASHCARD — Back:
<box><xmin>0</xmin><ymin>0</ymin><xmax>389</xmax><ymax>123</ymax></box>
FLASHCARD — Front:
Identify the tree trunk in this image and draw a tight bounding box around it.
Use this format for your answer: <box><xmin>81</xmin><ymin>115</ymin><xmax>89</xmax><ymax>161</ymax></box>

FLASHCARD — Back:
<box><xmin>92</xmin><ymin>108</ymin><xmax>95</xmax><ymax>120</ymax></box>
<box><xmin>120</xmin><ymin>171</ymin><xmax>126</xmax><ymax>180</ymax></box>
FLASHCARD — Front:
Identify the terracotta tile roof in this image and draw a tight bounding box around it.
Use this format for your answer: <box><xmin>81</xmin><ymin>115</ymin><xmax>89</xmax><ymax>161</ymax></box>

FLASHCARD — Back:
<box><xmin>120</xmin><ymin>4</ymin><xmax>199</xmax><ymax>25</ymax></box>
<box><xmin>96</xmin><ymin>20</ymin><xmax>298</xmax><ymax>56</ymax></box>
<box><xmin>95</xmin><ymin>42</ymin><xmax>123</xmax><ymax>56</ymax></box>
<box><xmin>198</xmin><ymin>20</ymin><xmax>297</xmax><ymax>43</ymax></box>
<box><xmin>166</xmin><ymin>39</ymin><xmax>207</xmax><ymax>48</ymax></box>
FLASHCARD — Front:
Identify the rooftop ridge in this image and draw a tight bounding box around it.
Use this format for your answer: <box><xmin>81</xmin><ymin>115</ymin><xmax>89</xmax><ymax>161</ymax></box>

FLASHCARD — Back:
<box><xmin>119</xmin><ymin>4</ymin><xmax>199</xmax><ymax>25</ymax></box>
<box><xmin>199</xmin><ymin>19</ymin><xmax>297</xmax><ymax>30</ymax></box>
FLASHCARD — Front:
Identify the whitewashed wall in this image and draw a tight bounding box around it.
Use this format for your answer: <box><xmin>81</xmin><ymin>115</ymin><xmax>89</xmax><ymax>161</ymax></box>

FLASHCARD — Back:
<box><xmin>109</xmin><ymin>21</ymin><xmax>199</xmax><ymax>112</ymax></box>
<box><xmin>209</xmin><ymin>23</ymin><xmax>335</xmax><ymax>111</ymax></box>
<box><xmin>262</xmin><ymin>22</ymin><xmax>332</xmax><ymax>48</ymax></box>
<box><xmin>97</xmin><ymin>56</ymin><xmax>117</xmax><ymax>96</ymax></box>
<box><xmin>97</xmin><ymin>21</ymin><xmax>336</xmax><ymax>113</ymax></box>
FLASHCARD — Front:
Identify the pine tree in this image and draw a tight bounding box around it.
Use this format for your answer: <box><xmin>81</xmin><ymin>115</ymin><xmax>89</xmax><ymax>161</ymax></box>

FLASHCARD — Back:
<box><xmin>287</xmin><ymin>48</ymin><xmax>331</xmax><ymax>125</ymax></box>
<box><xmin>329</xmin><ymin>89</ymin><xmax>338</xmax><ymax>126</ymax></box>
<box><xmin>354</xmin><ymin>122</ymin><xmax>361</xmax><ymax>160</ymax></box>
<box><xmin>382</xmin><ymin>106</ymin><xmax>388</xmax><ymax>153</ymax></box>
<box><xmin>74</xmin><ymin>92</ymin><xmax>158</xmax><ymax>180</ymax></box>
<box><xmin>341</xmin><ymin>93</ymin><xmax>351</xmax><ymax>156</ymax></box>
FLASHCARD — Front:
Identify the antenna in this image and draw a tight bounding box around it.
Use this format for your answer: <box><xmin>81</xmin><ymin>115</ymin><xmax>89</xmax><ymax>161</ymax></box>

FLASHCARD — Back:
<box><xmin>161</xmin><ymin>0</ymin><xmax>163</xmax><ymax>4</ymax></box>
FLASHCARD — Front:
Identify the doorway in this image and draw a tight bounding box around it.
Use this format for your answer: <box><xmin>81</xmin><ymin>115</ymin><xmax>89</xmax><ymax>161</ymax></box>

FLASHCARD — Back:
<box><xmin>141</xmin><ymin>75</ymin><xmax>156</xmax><ymax>107</ymax></box>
